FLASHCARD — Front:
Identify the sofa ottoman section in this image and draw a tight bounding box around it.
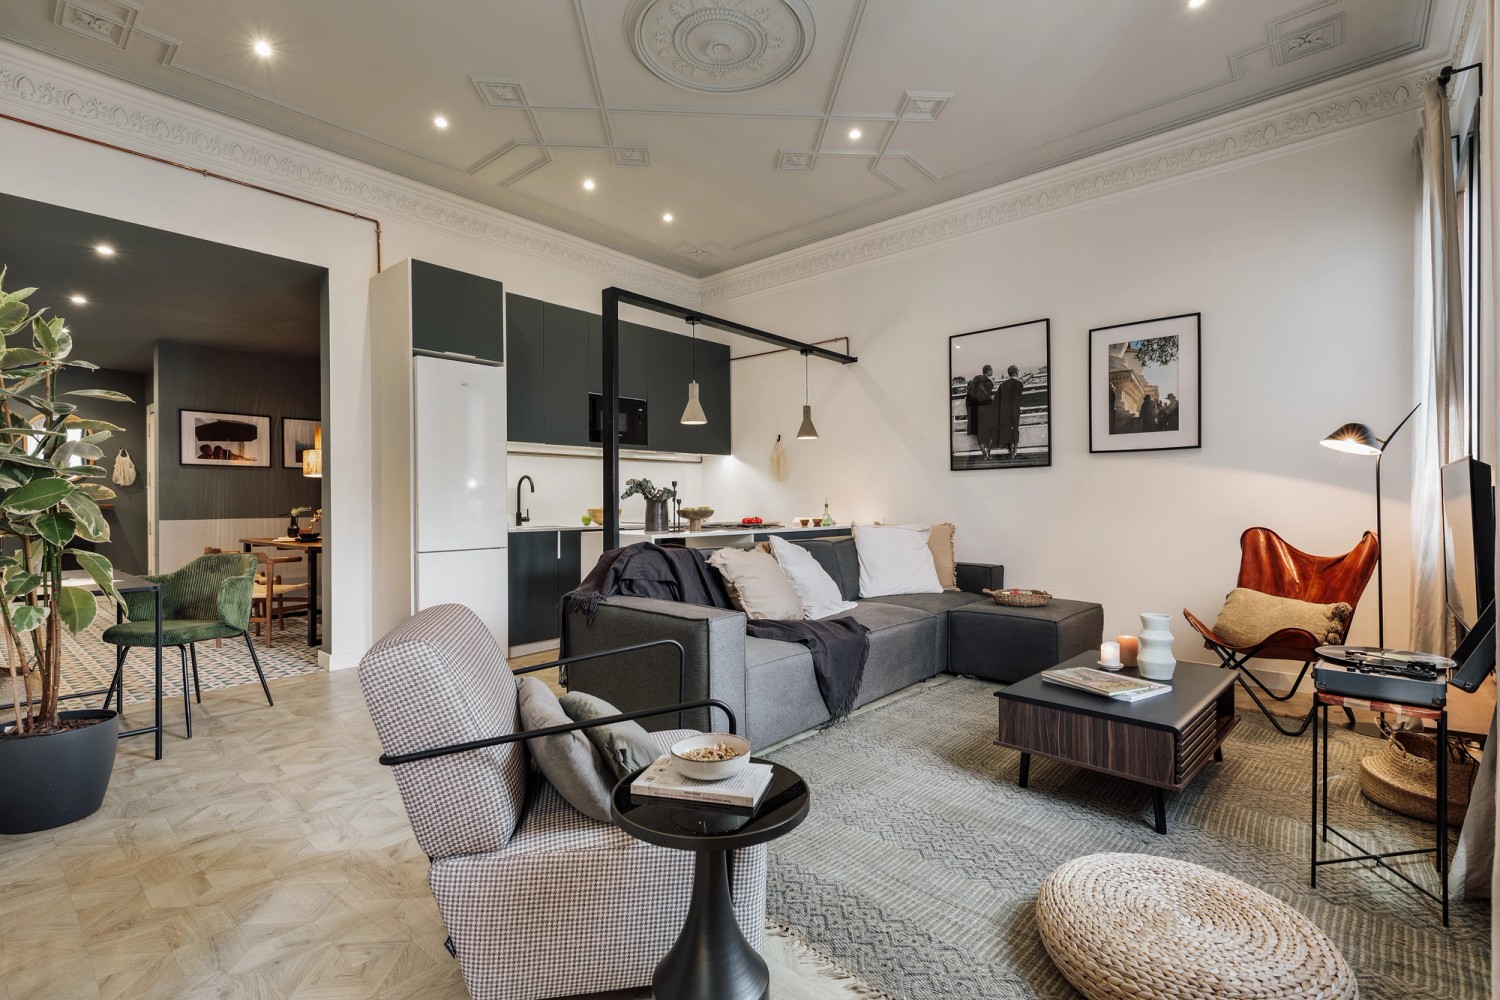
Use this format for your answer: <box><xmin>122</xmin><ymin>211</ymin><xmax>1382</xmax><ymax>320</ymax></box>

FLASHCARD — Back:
<box><xmin>948</xmin><ymin>599</ymin><xmax>1104</xmax><ymax>682</ymax></box>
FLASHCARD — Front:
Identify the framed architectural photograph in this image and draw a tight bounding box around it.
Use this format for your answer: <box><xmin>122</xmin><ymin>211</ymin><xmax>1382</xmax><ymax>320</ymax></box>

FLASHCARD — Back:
<box><xmin>1088</xmin><ymin>313</ymin><xmax>1201</xmax><ymax>453</ymax></box>
<box><xmin>179</xmin><ymin>410</ymin><xmax>271</xmax><ymax>467</ymax></box>
<box><xmin>949</xmin><ymin>319</ymin><xmax>1051</xmax><ymax>471</ymax></box>
<box><xmin>282</xmin><ymin>417</ymin><xmax>321</xmax><ymax>469</ymax></box>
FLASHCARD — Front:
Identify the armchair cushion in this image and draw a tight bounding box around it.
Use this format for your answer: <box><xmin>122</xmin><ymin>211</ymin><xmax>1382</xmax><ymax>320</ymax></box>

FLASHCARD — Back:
<box><xmin>927</xmin><ymin>522</ymin><xmax>958</xmax><ymax>590</ymax></box>
<box><xmin>517</xmin><ymin>677</ymin><xmax>616</xmax><ymax>822</ymax></box>
<box><xmin>559</xmin><ymin>690</ymin><xmax>661</xmax><ymax>780</ymax></box>
<box><xmin>101</xmin><ymin>619</ymin><xmax>242</xmax><ymax>647</ymax></box>
<box><xmin>117</xmin><ymin>554</ymin><xmax>257</xmax><ymax>632</ymax></box>
<box><xmin>1210</xmin><ymin>587</ymin><xmax>1353</xmax><ymax>648</ymax></box>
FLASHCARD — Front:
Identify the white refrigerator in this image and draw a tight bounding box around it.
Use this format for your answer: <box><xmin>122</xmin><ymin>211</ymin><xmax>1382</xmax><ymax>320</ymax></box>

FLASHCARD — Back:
<box><xmin>412</xmin><ymin>355</ymin><xmax>508</xmax><ymax>647</ymax></box>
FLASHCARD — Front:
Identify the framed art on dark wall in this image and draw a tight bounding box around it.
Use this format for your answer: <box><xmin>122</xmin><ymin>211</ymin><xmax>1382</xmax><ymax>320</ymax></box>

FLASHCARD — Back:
<box><xmin>179</xmin><ymin>410</ymin><xmax>271</xmax><ymax>467</ymax></box>
<box><xmin>949</xmin><ymin>318</ymin><xmax>1051</xmax><ymax>470</ymax></box>
<box><xmin>282</xmin><ymin>418</ymin><xmax>322</xmax><ymax>469</ymax></box>
<box><xmin>1088</xmin><ymin>313</ymin><xmax>1201</xmax><ymax>454</ymax></box>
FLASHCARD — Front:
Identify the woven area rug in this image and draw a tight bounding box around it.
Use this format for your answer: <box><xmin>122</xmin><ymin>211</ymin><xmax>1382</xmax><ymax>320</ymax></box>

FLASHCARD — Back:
<box><xmin>763</xmin><ymin>676</ymin><xmax>1490</xmax><ymax>1000</ymax></box>
<box><xmin>39</xmin><ymin>596</ymin><xmax>322</xmax><ymax>704</ymax></box>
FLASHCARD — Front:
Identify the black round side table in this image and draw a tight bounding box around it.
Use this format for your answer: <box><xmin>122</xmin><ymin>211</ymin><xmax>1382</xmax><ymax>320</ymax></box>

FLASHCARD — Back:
<box><xmin>612</xmin><ymin>760</ymin><xmax>809</xmax><ymax>1000</ymax></box>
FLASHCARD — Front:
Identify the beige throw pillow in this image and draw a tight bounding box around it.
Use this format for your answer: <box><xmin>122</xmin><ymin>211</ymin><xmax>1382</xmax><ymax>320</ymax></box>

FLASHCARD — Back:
<box><xmin>707</xmin><ymin>547</ymin><xmax>806</xmax><ymax>620</ymax></box>
<box><xmin>1211</xmin><ymin>587</ymin><xmax>1353</xmax><ymax>647</ymax></box>
<box><xmin>928</xmin><ymin>522</ymin><xmax>958</xmax><ymax>590</ymax></box>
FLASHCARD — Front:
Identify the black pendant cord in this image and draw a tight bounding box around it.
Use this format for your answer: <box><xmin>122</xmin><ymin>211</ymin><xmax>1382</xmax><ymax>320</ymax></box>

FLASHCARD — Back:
<box><xmin>803</xmin><ymin>349</ymin><xmax>810</xmax><ymax>404</ymax></box>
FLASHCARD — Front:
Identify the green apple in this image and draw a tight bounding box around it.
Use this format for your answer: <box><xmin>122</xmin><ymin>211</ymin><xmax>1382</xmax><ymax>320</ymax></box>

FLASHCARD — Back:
<box><xmin>581</xmin><ymin>514</ymin><xmax>592</xmax><ymax>525</ymax></box>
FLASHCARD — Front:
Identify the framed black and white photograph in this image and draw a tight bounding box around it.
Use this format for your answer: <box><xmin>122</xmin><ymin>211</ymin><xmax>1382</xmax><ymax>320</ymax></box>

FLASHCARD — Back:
<box><xmin>1088</xmin><ymin>313</ymin><xmax>1201</xmax><ymax>454</ymax></box>
<box><xmin>949</xmin><ymin>318</ymin><xmax>1051</xmax><ymax>471</ymax></box>
<box><xmin>282</xmin><ymin>418</ymin><xmax>321</xmax><ymax>469</ymax></box>
<box><xmin>179</xmin><ymin>410</ymin><xmax>271</xmax><ymax>467</ymax></box>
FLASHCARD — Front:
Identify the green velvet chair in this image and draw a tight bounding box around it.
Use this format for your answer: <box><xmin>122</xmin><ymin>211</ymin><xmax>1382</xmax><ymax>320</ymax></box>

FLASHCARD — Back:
<box><xmin>103</xmin><ymin>552</ymin><xmax>270</xmax><ymax>738</ymax></box>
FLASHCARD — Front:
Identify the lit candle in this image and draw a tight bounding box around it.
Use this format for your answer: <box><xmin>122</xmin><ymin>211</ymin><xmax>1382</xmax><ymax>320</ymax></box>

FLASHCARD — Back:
<box><xmin>1118</xmin><ymin>635</ymin><xmax>1140</xmax><ymax>667</ymax></box>
<box><xmin>1100</xmin><ymin>641</ymin><xmax>1121</xmax><ymax>668</ymax></box>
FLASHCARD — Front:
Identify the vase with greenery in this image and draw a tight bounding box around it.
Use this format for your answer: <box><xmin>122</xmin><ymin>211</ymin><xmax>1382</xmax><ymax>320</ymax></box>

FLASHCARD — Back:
<box><xmin>620</xmin><ymin>478</ymin><xmax>677</xmax><ymax>532</ymax></box>
<box><xmin>0</xmin><ymin>270</ymin><xmax>132</xmax><ymax>830</ymax></box>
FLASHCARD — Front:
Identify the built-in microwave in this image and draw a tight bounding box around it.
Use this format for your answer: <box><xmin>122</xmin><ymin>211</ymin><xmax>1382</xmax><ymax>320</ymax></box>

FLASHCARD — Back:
<box><xmin>588</xmin><ymin>393</ymin><xmax>649</xmax><ymax>447</ymax></box>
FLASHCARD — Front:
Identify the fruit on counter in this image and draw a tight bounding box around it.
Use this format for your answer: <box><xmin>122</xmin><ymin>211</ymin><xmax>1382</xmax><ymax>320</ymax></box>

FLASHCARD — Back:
<box><xmin>581</xmin><ymin>514</ymin><xmax>592</xmax><ymax>525</ymax></box>
<box><xmin>740</xmin><ymin>516</ymin><xmax>763</xmax><ymax>525</ymax></box>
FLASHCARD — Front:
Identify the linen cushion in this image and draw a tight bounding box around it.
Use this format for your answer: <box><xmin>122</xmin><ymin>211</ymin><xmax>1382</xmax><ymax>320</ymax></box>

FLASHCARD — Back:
<box><xmin>1211</xmin><ymin>587</ymin><xmax>1353</xmax><ymax>647</ymax></box>
<box><xmin>707</xmin><ymin>546</ymin><xmax>806</xmax><ymax>620</ymax></box>
<box><xmin>768</xmin><ymin>534</ymin><xmax>857</xmax><ymax>619</ymax></box>
<box><xmin>854</xmin><ymin>524</ymin><xmax>943</xmax><ymax>598</ymax></box>
<box><xmin>558</xmin><ymin>690</ymin><xmax>661</xmax><ymax>781</ymax></box>
<box><xmin>927</xmin><ymin>522</ymin><xmax>959</xmax><ymax>590</ymax></box>
<box><xmin>517</xmin><ymin>676</ymin><xmax>616</xmax><ymax>823</ymax></box>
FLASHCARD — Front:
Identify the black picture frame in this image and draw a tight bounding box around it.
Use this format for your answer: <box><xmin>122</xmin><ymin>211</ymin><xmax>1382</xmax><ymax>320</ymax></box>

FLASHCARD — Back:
<box><xmin>949</xmin><ymin>318</ymin><xmax>1051</xmax><ymax>471</ymax></box>
<box><xmin>1088</xmin><ymin>312</ymin><xmax>1201</xmax><ymax>454</ymax></box>
<box><xmin>179</xmin><ymin>409</ymin><xmax>271</xmax><ymax>467</ymax></box>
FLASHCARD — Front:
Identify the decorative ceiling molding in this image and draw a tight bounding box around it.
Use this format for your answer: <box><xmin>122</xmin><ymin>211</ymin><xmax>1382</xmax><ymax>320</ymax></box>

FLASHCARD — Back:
<box><xmin>627</xmin><ymin>0</ymin><xmax>815</xmax><ymax>94</ymax></box>
<box><xmin>701</xmin><ymin>62</ymin><xmax>1435</xmax><ymax>303</ymax></box>
<box><xmin>51</xmin><ymin>0</ymin><xmax>138</xmax><ymax>51</ymax></box>
<box><xmin>0</xmin><ymin>42</ymin><xmax>700</xmax><ymax>303</ymax></box>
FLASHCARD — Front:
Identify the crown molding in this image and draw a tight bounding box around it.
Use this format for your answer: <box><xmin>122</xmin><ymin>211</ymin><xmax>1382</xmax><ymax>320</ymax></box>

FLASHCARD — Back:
<box><xmin>700</xmin><ymin>59</ymin><xmax>1437</xmax><ymax>304</ymax></box>
<box><xmin>0</xmin><ymin>40</ymin><xmax>700</xmax><ymax>304</ymax></box>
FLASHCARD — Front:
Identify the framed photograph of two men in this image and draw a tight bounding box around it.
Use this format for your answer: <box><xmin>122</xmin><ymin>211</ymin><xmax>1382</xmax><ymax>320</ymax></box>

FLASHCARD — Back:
<box><xmin>949</xmin><ymin>319</ymin><xmax>1051</xmax><ymax>471</ymax></box>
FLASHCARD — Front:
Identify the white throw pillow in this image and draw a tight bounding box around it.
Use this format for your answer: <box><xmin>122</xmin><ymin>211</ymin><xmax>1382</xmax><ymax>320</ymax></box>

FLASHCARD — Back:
<box><xmin>707</xmin><ymin>547</ymin><xmax>806</xmax><ymax>620</ymax></box>
<box><xmin>768</xmin><ymin>535</ymin><xmax>858</xmax><ymax>619</ymax></box>
<box><xmin>854</xmin><ymin>524</ymin><xmax>944</xmax><ymax>598</ymax></box>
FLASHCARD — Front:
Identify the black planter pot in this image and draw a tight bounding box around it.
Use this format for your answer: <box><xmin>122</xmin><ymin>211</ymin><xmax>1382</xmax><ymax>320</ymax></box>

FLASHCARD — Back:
<box><xmin>0</xmin><ymin>709</ymin><xmax>118</xmax><ymax>835</ymax></box>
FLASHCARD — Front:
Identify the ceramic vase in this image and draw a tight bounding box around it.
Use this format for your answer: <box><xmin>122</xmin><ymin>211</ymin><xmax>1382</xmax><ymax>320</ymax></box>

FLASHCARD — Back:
<box><xmin>644</xmin><ymin>498</ymin><xmax>669</xmax><ymax>532</ymax></box>
<box><xmin>1136</xmin><ymin>612</ymin><xmax>1177</xmax><ymax>680</ymax></box>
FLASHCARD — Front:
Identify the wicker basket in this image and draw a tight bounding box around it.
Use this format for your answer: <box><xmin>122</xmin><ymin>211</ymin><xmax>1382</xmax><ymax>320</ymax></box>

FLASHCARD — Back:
<box><xmin>1358</xmin><ymin>731</ymin><xmax>1476</xmax><ymax>825</ymax></box>
<box><xmin>983</xmin><ymin>588</ymin><xmax>1052</xmax><ymax>607</ymax></box>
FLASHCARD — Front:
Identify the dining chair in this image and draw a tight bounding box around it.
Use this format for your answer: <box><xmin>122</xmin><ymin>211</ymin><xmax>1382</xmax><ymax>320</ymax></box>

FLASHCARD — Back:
<box><xmin>103</xmin><ymin>552</ymin><xmax>270</xmax><ymax>738</ymax></box>
<box><xmin>210</xmin><ymin>546</ymin><xmax>309</xmax><ymax>647</ymax></box>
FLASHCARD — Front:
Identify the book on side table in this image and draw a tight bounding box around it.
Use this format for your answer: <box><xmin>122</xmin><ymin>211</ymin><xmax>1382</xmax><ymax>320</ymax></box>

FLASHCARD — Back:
<box><xmin>1042</xmin><ymin>666</ymin><xmax>1171</xmax><ymax>702</ymax></box>
<box><xmin>631</xmin><ymin>755</ymin><xmax>775</xmax><ymax>808</ymax></box>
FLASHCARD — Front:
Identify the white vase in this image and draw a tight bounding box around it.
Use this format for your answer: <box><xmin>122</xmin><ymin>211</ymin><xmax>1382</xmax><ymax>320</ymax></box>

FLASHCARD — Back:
<box><xmin>1137</xmin><ymin>612</ymin><xmax>1177</xmax><ymax>681</ymax></box>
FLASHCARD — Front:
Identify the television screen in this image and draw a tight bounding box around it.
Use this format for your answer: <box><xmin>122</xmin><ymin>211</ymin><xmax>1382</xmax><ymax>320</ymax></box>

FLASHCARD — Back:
<box><xmin>1441</xmin><ymin>457</ymin><xmax>1496</xmax><ymax>632</ymax></box>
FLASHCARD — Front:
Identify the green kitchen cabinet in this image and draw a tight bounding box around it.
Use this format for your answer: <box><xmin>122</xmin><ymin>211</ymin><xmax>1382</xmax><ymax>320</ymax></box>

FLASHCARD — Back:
<box><xmin>505</xmin><ymin>294</ymin><xmax>545</xmax><ymax>444</ymax></box>
<box><xmin>410</xmin><ymin>260</ymin><xmax>504</xmax><ymax>363</ymax></box>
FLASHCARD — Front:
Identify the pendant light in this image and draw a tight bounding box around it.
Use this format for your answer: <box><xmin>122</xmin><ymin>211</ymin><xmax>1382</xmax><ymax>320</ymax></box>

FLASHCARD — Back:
<box><xmin>301</xmin><ymin>425</ymin><xmax>323</xmax><ymax>478</ymax></box>
<box><xmin>680</xmin><ymin>317</ymin><xmax>707</xmax><ymax>425</ymax></box>
<box><xmin>796</xmin><ymin>349</ymin><xmax>819</xmax><ymax>440</ymax></box>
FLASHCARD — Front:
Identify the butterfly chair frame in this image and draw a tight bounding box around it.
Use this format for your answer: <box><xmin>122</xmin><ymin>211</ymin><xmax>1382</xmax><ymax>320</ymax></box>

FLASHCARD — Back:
<box><xmin>1184</xmin><ymin>527</ymin><xmax>1380</xmax><ymax>737</ymax></box>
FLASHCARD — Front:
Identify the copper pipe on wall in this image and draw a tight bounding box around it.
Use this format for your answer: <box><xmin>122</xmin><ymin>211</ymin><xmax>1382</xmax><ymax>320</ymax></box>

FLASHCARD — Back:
<box><xmin>731</xmin><ymin>336</ymin><xmax>851</xmax><ymax>362</ymax></box>
<box><xmin>0</xmin><ymin>111</ymin><xmax>384</xmax><ymax>271</ymax></box>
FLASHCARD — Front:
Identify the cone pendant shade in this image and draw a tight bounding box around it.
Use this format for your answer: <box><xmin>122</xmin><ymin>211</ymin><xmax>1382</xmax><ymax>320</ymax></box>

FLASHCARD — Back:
<box><xmin>680</xmin><ymin>381</ymin><xmax>707</xmax><ymax>425</ymax></box>
<box><xmin>797</xmin><ymin>404</ymin><xmax>819</xmax><ymax>440</ymax></box>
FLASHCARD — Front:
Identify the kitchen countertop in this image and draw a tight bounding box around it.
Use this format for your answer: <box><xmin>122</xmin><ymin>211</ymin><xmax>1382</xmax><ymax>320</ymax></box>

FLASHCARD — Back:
<box><xmin>509</xmin><ymin>522</ymin><xmax>649</xmax><ymax>533</ymax></box>
<box><xmin>621</xmin><ymin>524</ymin><xmax>847</xmax><ymax>540</ymax></box>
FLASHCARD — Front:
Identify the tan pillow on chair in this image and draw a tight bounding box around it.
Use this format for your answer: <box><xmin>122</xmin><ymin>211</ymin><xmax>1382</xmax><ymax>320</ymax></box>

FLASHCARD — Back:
<box><xmin>1211</xmin><ymin>587</ymin><xmax>1353</xmax><ymax>647</ymax></box>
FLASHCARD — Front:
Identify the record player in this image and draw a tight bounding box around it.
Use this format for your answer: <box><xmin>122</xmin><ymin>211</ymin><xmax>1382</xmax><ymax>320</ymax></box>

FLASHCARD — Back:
<box><xmin>1313</xmin><ymin>646</ymin><xmax>1456</xmax><ymax>709</ymax></box>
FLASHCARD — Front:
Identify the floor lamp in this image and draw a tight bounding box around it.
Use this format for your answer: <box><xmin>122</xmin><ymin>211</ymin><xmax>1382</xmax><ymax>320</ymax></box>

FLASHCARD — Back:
<box><xmin>1320</xmin><ymin>403</ymin><xmax>1421</xmax><ymax>649</ymax></box>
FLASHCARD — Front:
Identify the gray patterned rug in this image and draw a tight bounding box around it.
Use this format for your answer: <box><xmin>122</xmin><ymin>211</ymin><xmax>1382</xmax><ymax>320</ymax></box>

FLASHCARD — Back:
<box><xmin>763</xmin><ymin>676</ymin><xmax>1489</xmax><ymax>1000</ymax></box>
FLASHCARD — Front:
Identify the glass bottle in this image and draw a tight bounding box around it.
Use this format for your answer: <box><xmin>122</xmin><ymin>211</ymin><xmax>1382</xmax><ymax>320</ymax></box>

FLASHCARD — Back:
<box><xmin>821</xmin><ymin>500</ymin><xmax>833</xmax><ymax>527</ymax></box>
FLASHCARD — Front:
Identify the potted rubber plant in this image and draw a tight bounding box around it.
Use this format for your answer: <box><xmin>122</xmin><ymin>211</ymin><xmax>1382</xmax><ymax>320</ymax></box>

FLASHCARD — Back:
<box><xmin>0</xmin><ymin>269</ymin><xmax>132</xmax><ymax>834</ymax></box>
<box><xmin>621</xmin><ymin>477</ymin><xmax>677</xmax><ymax>532</ymax></box>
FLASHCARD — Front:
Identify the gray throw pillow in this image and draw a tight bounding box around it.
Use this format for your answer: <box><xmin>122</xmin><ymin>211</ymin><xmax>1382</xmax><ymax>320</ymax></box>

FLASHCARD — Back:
<box><xmin>515</xmin><ymin>676</ymin><xmax>615</xmax><ymax>823</ymax></box>
<box><xmin>559</xmin><ymin>691</ymin><xmax>662</xmax><ymax>781</ymax></box>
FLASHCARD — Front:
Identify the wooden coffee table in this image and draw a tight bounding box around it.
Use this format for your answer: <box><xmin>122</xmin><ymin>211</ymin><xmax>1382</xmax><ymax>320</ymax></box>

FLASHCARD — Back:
<box><xmin>994</xmin><ymin>654</ymin><xmax>1239</xmax><ymax>833</ymax></box>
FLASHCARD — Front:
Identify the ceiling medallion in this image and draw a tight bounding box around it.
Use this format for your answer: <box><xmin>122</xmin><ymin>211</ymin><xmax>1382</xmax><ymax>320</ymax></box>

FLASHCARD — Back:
<box><xmin>628</xmin><ymin>0</ymin><xmax>814</xmax><ymax>94</ymax></box>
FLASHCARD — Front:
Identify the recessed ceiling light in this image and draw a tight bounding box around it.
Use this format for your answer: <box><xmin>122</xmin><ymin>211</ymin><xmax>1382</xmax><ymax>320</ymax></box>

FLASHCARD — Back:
<box><xmin>252</xmin><ymin>39</ymin><xmax>273</xmax><ymax>58</ymax></box>
<box><xmin>1187</xmin><ymin>0</ymin><xmax>1207</xmax><ymax>7</ymax></box>
<box><xmin>848</xmin><ymin>127</ymin><xmax>862</xmax><ymax>139</ymax></box>
<box><xmin>662</xmin><ymin>212</ymin><xmax>674</xmax><ymax>223</ymax></box>
<box><xmin>69</xmin><ymin>295</ymin><xmax>87</xmax><ymax>305</ymax></box>
<box><xmin>582</xmin><ymin>178</ymin><xmax>596</xmax><ymax>191</ymax></box>
<box><xmin>433</xmin><ymin>115</ymin><xmax>449</xmax><ymax>129</ymax></box>
<box><xmin>94</xmin><ymin>244</ymin><xmax>114</xmax><ymax>256</ymax></box>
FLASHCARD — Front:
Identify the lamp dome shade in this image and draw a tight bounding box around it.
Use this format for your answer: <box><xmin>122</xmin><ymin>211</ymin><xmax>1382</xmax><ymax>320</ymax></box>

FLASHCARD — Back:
<box><xmin>1320</xmin><ymin>422</ymin><xmax>1382</xmax><ymax>455</ymax></box>
<box><xmin>796</xmin><ymin>404</ymin><xmax>819</xmax><ymax>440</ymax></box>
<box><xmin>680</xmin><ymin>381</ymin><xmax>707</xmax><ymax>425</ymax></box>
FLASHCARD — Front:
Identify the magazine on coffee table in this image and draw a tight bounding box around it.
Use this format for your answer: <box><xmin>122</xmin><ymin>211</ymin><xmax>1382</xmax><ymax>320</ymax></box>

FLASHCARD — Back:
<box><xmin>630</xmin><ymin>755</ymin><xmax>775</xmax><ymax>808</ymax></box>
<box><xmin>1041</xmin><ymin>666</ymin><xmax>1171</xmax><ymax>702</ymax></box>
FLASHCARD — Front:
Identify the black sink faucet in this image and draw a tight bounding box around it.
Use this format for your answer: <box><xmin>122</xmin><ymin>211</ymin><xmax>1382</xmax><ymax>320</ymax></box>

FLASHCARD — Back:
<box><xmin>516</xmin><ymin>475</ymin><xmax>534</xmax><ymax>527</ymax></box>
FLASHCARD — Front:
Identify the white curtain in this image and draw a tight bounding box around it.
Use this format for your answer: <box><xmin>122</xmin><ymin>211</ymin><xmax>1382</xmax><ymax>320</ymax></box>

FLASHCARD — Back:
<box><xmin>1410</xmin><ymin>80</ymin><xmax>1468</xmax><ymax>656</ymax></box>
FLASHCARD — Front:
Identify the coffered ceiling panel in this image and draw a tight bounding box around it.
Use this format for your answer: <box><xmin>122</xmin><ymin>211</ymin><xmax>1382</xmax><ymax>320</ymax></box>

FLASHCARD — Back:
<box><xmin>0</xmin><ymin>0</ymin><xmax>1465</xmax><ymax>276</ymax></box>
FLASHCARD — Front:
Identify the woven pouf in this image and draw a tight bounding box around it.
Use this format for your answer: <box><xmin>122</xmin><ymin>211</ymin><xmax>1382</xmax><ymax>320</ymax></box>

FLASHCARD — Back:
<box><xmin>1036</xmin><ymin>853</ymin><xmax>1358</xmax><ymax>1000</ymax></box>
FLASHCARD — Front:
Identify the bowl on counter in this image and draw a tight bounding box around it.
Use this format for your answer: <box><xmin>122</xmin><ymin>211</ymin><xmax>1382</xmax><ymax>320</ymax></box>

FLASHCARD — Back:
<box><xmin>680</xmin><ymin>506</ymin><xmax>714</xmax><ymax>531</ymax></box>
<box><xmin>670</xmin><ymin>732</ymin><xmax>751</xmax><ymax>780</ymax></box>
<box><xmin>586</xmin><ymin>507</ymin><xmax>620</xmax><ymax>524</ymax></box>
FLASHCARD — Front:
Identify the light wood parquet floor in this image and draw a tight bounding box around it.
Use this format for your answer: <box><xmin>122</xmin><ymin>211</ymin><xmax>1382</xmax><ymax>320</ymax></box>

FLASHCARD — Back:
<box><xmin>0</xmin><ymin>666</ymin><xmax>868</xmax><ymax>1000</ymax></box>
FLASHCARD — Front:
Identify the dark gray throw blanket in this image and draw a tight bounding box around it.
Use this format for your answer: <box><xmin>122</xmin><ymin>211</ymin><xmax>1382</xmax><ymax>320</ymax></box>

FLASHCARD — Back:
<box><xmin>565</xmin><ymin>543</ymin><xmax>870</xmax><ymax>723</ymax></box>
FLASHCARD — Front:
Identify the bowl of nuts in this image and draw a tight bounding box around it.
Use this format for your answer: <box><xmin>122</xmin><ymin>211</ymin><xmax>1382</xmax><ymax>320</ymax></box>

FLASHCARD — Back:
<box><xmin>670</xmin><ymin>732</ymin><xmax>751</xmax><ymax>780</ymax></box>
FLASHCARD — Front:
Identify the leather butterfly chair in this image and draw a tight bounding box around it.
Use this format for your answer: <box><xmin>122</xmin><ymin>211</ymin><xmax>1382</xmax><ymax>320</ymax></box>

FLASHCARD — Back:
<box><xmin>1183</xmin><ymin>527</ymin><xmax>1380</xmax><ymax>736</ymax></box>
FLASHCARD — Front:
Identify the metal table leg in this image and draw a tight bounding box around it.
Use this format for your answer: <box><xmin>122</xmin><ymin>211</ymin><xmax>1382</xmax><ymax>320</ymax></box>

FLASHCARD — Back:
<box><xmin>153</xmin><ymin>585</ymin><xmax>162</xmax><ymax>760</ymax></box>
<box><xmin>307</xmin><ymin>547</ymin><xmax>320</xmax><ymax>647</ymax></box>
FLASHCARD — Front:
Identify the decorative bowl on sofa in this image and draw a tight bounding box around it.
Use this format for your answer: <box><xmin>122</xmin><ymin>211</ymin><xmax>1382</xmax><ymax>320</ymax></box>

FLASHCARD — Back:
<box><xmin>671</xmin><ymin>732</ymin><xmax>750</xmax><ymax>780</ymax></box>
<box><xmin>680</xmin><ymin>506</ymin><xmax>715</xmax><ymax>531</ymax></box>
<box><xmin>984</xmin><ymin>588</ymin><xmax>1051</xmax><ymax>607</ymax></box>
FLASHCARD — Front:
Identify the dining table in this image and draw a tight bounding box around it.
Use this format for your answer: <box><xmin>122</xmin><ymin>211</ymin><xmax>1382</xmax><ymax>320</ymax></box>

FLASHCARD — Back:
<box><xmin>240</xmin><ymin>537</ymin><xmax>323</xmax><ymax>647</ymax></box>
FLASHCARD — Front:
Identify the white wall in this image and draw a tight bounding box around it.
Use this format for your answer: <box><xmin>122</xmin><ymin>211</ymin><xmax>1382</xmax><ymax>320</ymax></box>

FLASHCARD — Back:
<box><xmin>710</xmin><ymin>115</ymin><xmax>1422</xmax><ymax>664</ymax></box>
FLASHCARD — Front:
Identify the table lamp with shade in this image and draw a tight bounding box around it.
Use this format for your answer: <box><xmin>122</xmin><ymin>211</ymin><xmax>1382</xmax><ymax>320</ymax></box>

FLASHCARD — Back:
<box><xmin>1319</xmin><ymin>403</ymin><xmax>1419</xmax><ymax>648</ymax></box>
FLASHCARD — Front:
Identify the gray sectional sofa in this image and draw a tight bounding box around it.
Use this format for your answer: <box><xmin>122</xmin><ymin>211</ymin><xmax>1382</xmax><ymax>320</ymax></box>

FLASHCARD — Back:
<box><xmin>563</xmin><ymin>536</ymin><xmax>1103</xmax><ymax>748</ymax></box>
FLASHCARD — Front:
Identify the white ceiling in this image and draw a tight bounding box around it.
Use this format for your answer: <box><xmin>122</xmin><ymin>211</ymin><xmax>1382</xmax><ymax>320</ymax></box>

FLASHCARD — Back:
<box><xmin>0</xmin><ymin>0</ymin><xmax>1466</xmax><ymax>277</ymax></box>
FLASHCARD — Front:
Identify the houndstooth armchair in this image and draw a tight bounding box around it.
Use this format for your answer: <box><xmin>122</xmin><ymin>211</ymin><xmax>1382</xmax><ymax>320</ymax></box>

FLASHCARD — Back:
<box><xmin>358</xmin><ymin>603</ymin><xmax>768</xmax><ymax>1000</ymax></box>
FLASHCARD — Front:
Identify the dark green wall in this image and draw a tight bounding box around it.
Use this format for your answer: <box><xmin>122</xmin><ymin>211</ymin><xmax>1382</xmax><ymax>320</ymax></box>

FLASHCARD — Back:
<box><xmin>155</xmin><ymin>341</ymin><xmax>322</xmax><ymax>521</ymax></box>
<box><xmin>56</xmin><ymin>367</ymin><xmax>149</xmax><ymax>576</ymax></box>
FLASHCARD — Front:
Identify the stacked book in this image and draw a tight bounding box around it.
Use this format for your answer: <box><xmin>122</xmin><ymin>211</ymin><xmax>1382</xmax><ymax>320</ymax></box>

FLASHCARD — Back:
<box><xmin>630</xmin><ymin>755</ymin><xmax>774</xmax><ymax>808</ymax></box>
<box><xmin>1042</xmin><ymin>666</ymin><xmax>1171</xmax><ymax>702</ymax></box>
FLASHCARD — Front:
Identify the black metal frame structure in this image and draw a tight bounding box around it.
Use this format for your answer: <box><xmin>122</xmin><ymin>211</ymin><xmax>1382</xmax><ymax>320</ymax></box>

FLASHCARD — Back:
<box><xmin>599</xmin><ymin>287</ymin><xmax>857</xmax><ymax>550</ymax></box>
